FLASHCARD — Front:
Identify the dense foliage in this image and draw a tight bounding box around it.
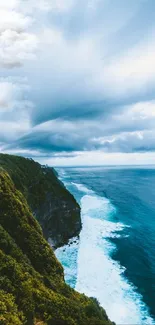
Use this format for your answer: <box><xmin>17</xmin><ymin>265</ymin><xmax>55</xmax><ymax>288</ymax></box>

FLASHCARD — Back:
<box><xmin>0</xmin><ymin>154</ymin><xmax>81</xmax><ymax>247</ymax></box>
<box><xmin>0</xmin><ymin>154</ymin><xmax>75</xmax><ymax>209</ymax></box>
<box><xmin>0</xmin><ymin>155</ymin><xmax>114</xmax><ymax>325</ymax></box>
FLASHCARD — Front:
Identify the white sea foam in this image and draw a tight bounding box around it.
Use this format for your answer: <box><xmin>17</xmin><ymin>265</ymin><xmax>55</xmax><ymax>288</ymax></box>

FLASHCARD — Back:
<box><xmin>75</xmin><ymin>190</ymin><xmax>154</xmax><ymax>325</ymax></box>
<box><xmin>71</xmin><ymin>182</ymin><xmax>94</xmax><ymax>194</ymax></box>
<box><xmin>55</xmin><ymin>171</ymin><xmax>155</xmax><ymax>325</ymax></box>
<box><xmin>81</xmin><ymin>194</ymin><xmax>116</xmax><ymax>220</ymax></box>
<box><xmin>55</xmin><ymin>237</ymin><xmax>79</xmax><ymax>288</ymax></box>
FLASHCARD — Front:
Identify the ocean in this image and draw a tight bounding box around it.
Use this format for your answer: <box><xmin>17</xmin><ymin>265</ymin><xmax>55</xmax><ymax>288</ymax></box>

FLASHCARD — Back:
<box><xmin>55</xmin><ymin>166</ymin><xmax>155</xmax><ymax>325</ymax></box>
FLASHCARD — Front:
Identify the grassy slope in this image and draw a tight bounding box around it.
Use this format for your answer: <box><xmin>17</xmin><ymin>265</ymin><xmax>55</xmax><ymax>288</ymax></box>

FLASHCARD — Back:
<box><xmin>0</xmin><ymin>153</ymin><xmax>81</xmax><ymax>247</ymax></box>
<box><xmin>0</xmin><ymin>154</ymin><xmax>76</xmax><ymax>209</ymax></box>
<box><xmin>0</xmin><ymin>155</ymin><xmax>114</xmax><ymax>325</ymax></box>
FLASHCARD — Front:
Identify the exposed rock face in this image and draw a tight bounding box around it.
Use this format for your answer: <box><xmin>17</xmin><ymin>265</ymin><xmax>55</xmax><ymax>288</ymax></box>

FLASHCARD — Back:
<box><xmin>35</xmin><ymin>189</ymin><xmax>81</xmax><ymax>247</ymax></box>
<box><xmin>0</xmin><ymin>154</ymin><xmax>81</xmax><ymax>247</ymax></box>
<box><xmin>0</xmin><ymin>154</ymin><xmax>114</xmax><ymax>325</ymax></box>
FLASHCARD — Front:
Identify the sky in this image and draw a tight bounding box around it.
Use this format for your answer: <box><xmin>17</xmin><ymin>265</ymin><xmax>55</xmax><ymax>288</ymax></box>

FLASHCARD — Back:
<box><xmin>0</xmin><ymin>0</ymin><xmax>155</xmax><ymax>166</ymax></box>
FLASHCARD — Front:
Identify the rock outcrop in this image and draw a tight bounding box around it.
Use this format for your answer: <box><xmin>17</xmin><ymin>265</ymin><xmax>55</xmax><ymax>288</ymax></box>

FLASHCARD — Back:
<box><xmin>0</xmin><ymin>154</ymin><xmax>114</xmax><ymax>325</ymax></box>
<box><xmin>0</xmin><ymin>154</ymin><xmax>81</xmax><ymax>247</ymax></box>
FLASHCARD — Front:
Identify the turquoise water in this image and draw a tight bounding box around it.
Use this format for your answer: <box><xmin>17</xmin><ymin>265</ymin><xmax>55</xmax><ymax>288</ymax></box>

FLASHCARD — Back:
<box><xmin>55</xmin><ymin>166</ymin><xmax>155</xmax><ymax>325</ymax></box>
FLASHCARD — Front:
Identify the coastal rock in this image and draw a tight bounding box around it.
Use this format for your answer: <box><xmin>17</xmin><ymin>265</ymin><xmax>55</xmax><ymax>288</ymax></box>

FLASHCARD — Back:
<box><xmin>0</xmin><ymin>153</ymin><xmax>81</xmax><ymax>247</ymax></box>
<box><xmin>0</xmin><ymin>153</ymin><xmax>114</xmax><ymax>325</ymax></box>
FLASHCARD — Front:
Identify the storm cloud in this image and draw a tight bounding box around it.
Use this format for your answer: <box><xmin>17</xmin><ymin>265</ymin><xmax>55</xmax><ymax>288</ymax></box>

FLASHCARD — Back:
<box><xmin>1</xmin><ymin>0</ymin><xmax>155</xmax><ymax>165</ymax></box>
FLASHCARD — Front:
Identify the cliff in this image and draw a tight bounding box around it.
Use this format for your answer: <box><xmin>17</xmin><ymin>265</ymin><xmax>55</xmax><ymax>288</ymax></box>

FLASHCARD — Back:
<box><xmin>0</xmin><ymin>154</ymin><xmax>81</xmax><ymax>248</ymax></box>
<box><xmin>0</xmin><ymin>154</ymin><xmax>114</xmax><ymax>325</ymax></box>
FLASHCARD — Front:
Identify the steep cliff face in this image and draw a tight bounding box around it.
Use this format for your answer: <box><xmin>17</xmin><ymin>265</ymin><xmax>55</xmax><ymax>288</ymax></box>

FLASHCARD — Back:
<box><xmin>0</xmin><ymin>154</ymin><xmax>81</xmax><ymax>247</ymax></box>
<box><xmin>0</xmin><ymin>155</ymin><xmax>114</xmax><ymax>325</ymax></box>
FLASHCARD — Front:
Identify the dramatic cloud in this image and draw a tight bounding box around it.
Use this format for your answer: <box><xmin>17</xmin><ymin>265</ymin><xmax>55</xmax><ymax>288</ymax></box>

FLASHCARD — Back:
<box><xmin>0</xmin><ymin>0</ymin><xmax>155</xmax><ymax>165</ymax></box>
<box><xmin>0</xmin><ymin>0</ymin><xmax>38</xmax><ymax>68</ymax></box>
<box><xmin>0</xmin><ymin>78</ymin><xmax>31</xmax><ymax>148</ymax></box>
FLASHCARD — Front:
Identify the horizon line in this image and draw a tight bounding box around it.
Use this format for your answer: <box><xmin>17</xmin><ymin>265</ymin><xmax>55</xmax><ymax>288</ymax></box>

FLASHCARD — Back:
<box><xmin>53</xmin><ymin>164</ymin><xmax>155</xmax><ymax>168</ymax></box>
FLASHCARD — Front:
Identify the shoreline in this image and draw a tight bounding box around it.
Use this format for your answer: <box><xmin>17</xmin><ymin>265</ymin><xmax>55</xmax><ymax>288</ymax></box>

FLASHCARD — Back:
<box><xmin>56</xmin><ymin>168</ymin><xmax>155</xmax><ymax>325</ymax></box>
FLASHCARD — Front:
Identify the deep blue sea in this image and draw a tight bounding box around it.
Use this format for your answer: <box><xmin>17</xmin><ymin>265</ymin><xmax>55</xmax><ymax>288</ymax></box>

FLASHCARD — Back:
<box><xmin>55</xmin><ymin>166</ymin><xmax>155</xmax><ymax>325</ymax></box>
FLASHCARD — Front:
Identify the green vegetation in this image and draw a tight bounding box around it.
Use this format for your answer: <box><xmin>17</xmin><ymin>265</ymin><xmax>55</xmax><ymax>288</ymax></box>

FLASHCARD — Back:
<box><xmin>0</xmin><ymin>153</ymin><xmax>81</xmax><ymax>247</ymax></box>
<box><xmin>0</xmin><ymin>154</ymin><xmax>114</xmax><ymax>325</ymax></box>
